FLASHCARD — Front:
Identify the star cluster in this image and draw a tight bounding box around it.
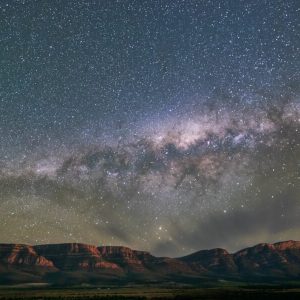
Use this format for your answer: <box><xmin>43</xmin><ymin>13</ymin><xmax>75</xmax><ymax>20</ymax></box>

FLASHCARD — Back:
<box><xmin>0</xmin><ymin>0</ymin><xmax>299</xmax><ymax>256</ymax></box>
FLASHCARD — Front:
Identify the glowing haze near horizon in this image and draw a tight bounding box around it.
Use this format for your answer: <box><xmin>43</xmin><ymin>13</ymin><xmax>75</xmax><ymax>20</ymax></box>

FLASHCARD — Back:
<box><xmin>0</xmin><ymin>0</ymin><xmax>299</xmax><ymax>257</ymax></box>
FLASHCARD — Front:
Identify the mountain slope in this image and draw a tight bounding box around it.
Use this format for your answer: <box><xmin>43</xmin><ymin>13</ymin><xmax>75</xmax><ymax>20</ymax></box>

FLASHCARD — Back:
<box><xmin>0</xmin><ymin>240</ymin><xmax>299</xmax><ymax>285</ymax></box>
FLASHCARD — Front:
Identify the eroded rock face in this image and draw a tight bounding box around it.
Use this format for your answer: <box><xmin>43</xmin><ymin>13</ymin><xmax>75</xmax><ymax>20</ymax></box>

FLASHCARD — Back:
<box><xmin>179</xmin><ymin>248</ymin><xmax>238</xmax><ymax>274</ymax></box>
<box><xmin>98</xmin><ymin>246</ymin><xmax>151</xmax><ymax>270</ymax></box>
<box><xmin>34</xmin><ymin>243</ymin><xmax>121</xmax><ymax>271</ymax></box>
<box><xmin>0</xmin><ymin>244</ymin><xmax>54</xmax><ymax>267</ymax></box>
<box><xmin>274</xmin><ymin>240</ymin><xmax>300</xmax><ymax>251</ymax></box>
<box><xmin>233</xmin><ymin>240</ymin><xmax>300</xmax><ymax>277</ymax></box>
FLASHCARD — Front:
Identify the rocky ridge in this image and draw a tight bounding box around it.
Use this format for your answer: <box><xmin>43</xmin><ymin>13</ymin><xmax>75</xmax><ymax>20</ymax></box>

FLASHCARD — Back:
<box><xmin>0</xmin><ymin>240</ymin><xmax>299</xmax><ymax>285</ymax></box>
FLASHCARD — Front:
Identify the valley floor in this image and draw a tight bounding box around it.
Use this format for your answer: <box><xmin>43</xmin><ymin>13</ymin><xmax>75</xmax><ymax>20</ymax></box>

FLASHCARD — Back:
<box><xmin>0</xmin><ymin>286</ymin><xmax>300</xmax><ymax>300</ymax></box>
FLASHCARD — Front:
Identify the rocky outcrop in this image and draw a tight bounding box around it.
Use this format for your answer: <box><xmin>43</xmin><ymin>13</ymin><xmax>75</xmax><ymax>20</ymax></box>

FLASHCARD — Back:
<box><xmin>274</xmin><ymin>240</ymin><xmax>300</xmax><ymax>251</ymax></box>
<box><xmin>34</xmin><ymin>243</ymin><xmax>121</xmax><ymax>271</ymax></box>
<box><xmin>0</xmin><ymin>244</ymin><xmax>54</xmax><ymax>268</ymax></box>
<box><xmin>98</xmin><ymin>246</ymin><xmax>153</xmax><ymax>273</ymax></box>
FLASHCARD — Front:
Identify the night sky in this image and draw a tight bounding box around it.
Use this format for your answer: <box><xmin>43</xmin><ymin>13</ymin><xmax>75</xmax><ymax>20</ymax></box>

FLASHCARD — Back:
<box><xmin>0</xmin><ymin>0</ymin><xmax>299</xmax><ymax>257</ymax></box>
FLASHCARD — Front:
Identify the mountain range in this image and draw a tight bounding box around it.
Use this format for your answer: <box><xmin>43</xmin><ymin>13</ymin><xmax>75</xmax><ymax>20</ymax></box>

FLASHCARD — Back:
<box><xmin>1</xmin><ymin>240</ymin><xmax>300</xmax><ymax>285</ymax></box>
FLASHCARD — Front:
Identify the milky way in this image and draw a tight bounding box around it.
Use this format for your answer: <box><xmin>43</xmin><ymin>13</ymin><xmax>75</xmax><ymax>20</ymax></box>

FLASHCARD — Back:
<box><xmin>0</xmin><ymin>0</ymin><xmax>299</xmax><ymax>256</ymax></box>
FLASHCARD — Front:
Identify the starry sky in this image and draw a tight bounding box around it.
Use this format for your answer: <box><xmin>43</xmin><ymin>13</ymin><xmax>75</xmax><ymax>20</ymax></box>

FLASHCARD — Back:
<box><xmin>0</xmin><ymin>0</ymin><xmax>299</xmax><ymax>257</ymax></box>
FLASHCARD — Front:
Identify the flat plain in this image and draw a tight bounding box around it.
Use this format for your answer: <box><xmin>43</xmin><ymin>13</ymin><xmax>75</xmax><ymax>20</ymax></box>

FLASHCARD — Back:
<box><xmin>0</xmin><ymin>286</ymin><xmax>300</xmax><ymax>300</ymax></box>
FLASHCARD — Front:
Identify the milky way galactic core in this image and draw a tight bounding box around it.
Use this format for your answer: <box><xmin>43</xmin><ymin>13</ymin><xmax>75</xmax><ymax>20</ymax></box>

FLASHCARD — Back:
<box><xmin>0</xmin><ymin>0</ymin><xmax>299</xmax><ymax>256</ymax></box>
